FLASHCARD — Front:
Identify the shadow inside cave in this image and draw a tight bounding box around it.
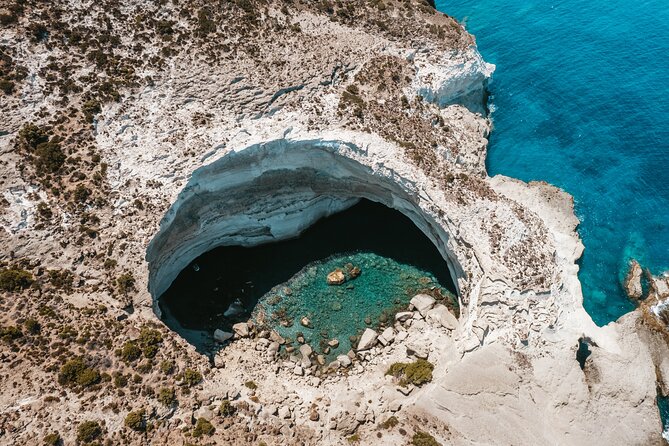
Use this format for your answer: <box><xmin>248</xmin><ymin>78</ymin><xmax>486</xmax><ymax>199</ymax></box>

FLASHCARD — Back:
<box><xmin>159</xmin><ymin>199</ymin><xmax>457</xmax><ymax>354</ymax></box>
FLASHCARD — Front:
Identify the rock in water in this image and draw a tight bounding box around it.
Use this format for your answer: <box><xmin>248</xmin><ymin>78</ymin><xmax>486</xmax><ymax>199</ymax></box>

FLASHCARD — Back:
<box><xmin>224</xmin><ymin>298</ymin><xmax>246</xmax><ymax>317</ymax></box>
<box><xmin>213</xmin><ymin>329</ymin><xmax>234</xmax><ymax>343</ymax></box>
<box><xmin>300</xmin><ymin>316</ymin><xmax>313</xmax><ymax>328</ymax></box>
<box><xmin>232</xmin><ymin>322</ymin><xmax>250</xmax><ymax>338</ymax></box>
<box><xmin>624</xmin><ymin>259</ymin><xmax>643</xmax><ymax>300</ymax></box>
<box><xmin>326</xmin><ymin>269</ymin><xmax>346</xmax><ymax>285</ymax></box>
<box><xmin>356</xmin><ymin>328</ymin><xmax>378</xmax><ymax>351</ymax></box>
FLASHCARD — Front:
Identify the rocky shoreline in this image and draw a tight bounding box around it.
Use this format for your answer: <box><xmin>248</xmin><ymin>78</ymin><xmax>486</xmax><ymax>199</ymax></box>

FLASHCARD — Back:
<box><xmin>0</xmin><ymin>0</ymin><xmax>667</xmax><ymax>444</ymax></box>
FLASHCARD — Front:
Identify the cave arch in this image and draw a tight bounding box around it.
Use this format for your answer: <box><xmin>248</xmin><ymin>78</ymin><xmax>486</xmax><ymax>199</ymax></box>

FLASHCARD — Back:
<box><xmin>146</xmin><ymin>137</ymin><xmax>470</xmax><ymax>316</ymax></box>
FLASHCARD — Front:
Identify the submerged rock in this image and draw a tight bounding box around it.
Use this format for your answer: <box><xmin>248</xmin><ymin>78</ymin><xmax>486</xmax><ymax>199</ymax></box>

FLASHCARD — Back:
<box><xmin>213</xmin><ymin>329</ymin><xmax>234</xmax><ymax>343</ymax></box>
<box><xmin>624</xmin><ymin>259</ymin><xmax>643</xmax><ymax>300</ymax></box>
<box><xmin>326</xmin><ymin>269</ymin><xmax>346</xmax><ymax>285</ymax></box>
<box><xmin>356</xmin><ymin>328</ymin><xmax>378</xmax><ymax>351</ymax></box>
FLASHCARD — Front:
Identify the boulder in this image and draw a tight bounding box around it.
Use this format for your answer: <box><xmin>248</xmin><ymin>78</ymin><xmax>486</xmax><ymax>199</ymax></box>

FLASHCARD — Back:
<box><xmin>213</xmin><ymin>329</ymin><xmax>234</xmax><ymax>343</ymax></box>
<box><xmin>410</xmin><ymin>294</ymin><xmax>436</xmax><ymax>316</ymax></box>
<box><xmin>378</xmin><ymin>327</ymin><xmax>395</xmax><ymax>346</ymax></box>
<box><xmin>232</xmin><ymin>322</ymin><xmax>250</xmax><ymax>338</ymax></box>
<box><xmin>356</xmin><ymin>328</ymin><xmax>378</xmax><ymax>351</ymax></box>
<box><xmin>327</xmin><ymin>269</ymin><xmax>346</xmax><ymax>285</ymax></box>
<box><xmin>269</xmin><ymin>330</ymin><xmax>286</xmax><ymax>344</ymax></box>
<box><xmin>426</xmin><ymin>304</ymin><xmax>459</xmax><ymax>330</ymax></box>
<box><xmin>293</xmin><ymin>365</ymin><xmax>304</xmax><ymax>376</ymax></box>
<box><xmin>299</xmin><ymin>344</ymin><xmax>313</xmax><ymax>358</ymax></box>
<box><xmin>406</xmin><ymin>343</ymin><xmax>429</xmax><ymax>359</ymax></box>
<box><xmin>255</xmin><ymin>338</ymin><xmax>270</xmax><ymax>350</ymax></box>
<box><xmin>395</xmin><ymin>330</ymin><xmax>408</xmax><ymax>342</ymax></box>
<box><xmin>337</xmin><ymin>354</ymin><xmax>352</xmax><ymax>367</ymax></box>
<box><xmin>300</xmin><ymin>316</ymin><xmax>313</xmax><ymax>328</ymax></box>
<box><xmin>278</xmin><ymin>406</ymin><xmax>291</xmax><ymax>419</ymax></box>
<box><xmin>389</xmin><ymin>400</ymin><xmax>402</xmax><ymax>412</ymax></box>
<box><xmin>327</xmin><ymin>338</ymin><xmax>339</xmax><ymax>348</ymax></box>
<box><xmin>624</xmin><ymin>259</ymin><xmax>643</xmax><ymax>300</ymax></box>
<box><xmin>395</xmin><ymin>311</ymin><xmax>413</xmax><ymax>322</ymax></box>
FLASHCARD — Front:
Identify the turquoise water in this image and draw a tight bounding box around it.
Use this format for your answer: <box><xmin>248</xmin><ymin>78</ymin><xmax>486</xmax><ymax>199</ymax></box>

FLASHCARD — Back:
<box><xmin>253</xmin><ymin>252</ymin><xmax>456</xmax><ymax>359</ymax></box>
<box><xmin>436</xmin><ymin>0</ymin><xmax>669</xmax><ymax>325</ymax></box>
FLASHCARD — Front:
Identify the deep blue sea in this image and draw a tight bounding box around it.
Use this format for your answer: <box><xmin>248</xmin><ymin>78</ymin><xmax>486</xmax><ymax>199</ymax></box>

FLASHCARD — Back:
<box><xmin>436</xmin><ymin>0</ymin><xmax>669</xmax><ymax>326</ymax></box>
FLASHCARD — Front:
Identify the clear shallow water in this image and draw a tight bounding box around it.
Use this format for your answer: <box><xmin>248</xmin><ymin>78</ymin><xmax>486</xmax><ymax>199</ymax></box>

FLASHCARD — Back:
<box><xmin>253</xmin><ymin>252</ymin><xmax>456</xmax><ymax>359</ymax></box>
<box><xmin>436</xmin><ymin>0</ymin><xmax>669</xmax><ymax>325</ymax></box>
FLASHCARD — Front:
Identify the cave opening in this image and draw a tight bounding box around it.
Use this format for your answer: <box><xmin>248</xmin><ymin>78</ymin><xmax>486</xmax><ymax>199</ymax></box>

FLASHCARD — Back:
<box><xmin>158</xmin><ymin>199</ymin><xmax>458</xmax><ymax>354</ymax></box>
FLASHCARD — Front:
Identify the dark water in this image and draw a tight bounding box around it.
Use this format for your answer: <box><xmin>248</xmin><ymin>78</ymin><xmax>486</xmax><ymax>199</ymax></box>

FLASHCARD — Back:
<box><xmin>159</xmin><ymin>199</ymin><xmax>456</xmax><ymax>347</ymax></box>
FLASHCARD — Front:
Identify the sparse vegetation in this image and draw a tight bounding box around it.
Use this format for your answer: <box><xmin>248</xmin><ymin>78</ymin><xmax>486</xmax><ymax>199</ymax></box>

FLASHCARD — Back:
<box><xmin>43</xmin><ymin>432</ymin><xmax>61</xmax><ymax>445</ymax></box>
<box><xmin>182</xmin><ymin>368</ymin><xmax>202</xmax><ymax>387</ymax></box>
<box><xmin>119</xmin><ymin>341</ymin><xmax>142</xmax><ymax>363</ymax></box>
<box><xmin>117</xmin><ymin>272</ymin><xmax>136</xmax><ymax>294</ymax></box>
<box><xmin>0</xmin><ymin>325</ymin><xmax>22</xmax><ymax>342</ymax></box>
<box><xmin>385</xmin><ymin>359</ymin><xmax>434</xmax><ymax>386</ymax></box>
<box><xmin>76</xmin><ymin>420</ymin><xmax>102</xmax><ymax>443</ymax></box>
<box><xmin>219</xmin><ymin>399</ymin><xmax>235</xmax><ymax>417</ymax></box>
<box><xmin>158</xmin><ymin>387</ymin><xmax>176</xmax><ymax>407</ymax></box>
<box><xmin>192</xmin><ymin>417</ymin><xmax>215</xmax><ymax>437</ymax></box>
<box><xmin>58</xmin><ymin>358</ymin><xmax>101</xmax><ymax>388</ymax></box>
<box><xmin>0</xmin><ymin>267</ymin><xmax>33</xmax><ymax>291</ymax></box>
<box><xmin>379</xmin><ymin>415</ymin><xmax>399</xmax><ymax>429</ymax></box>
<box><xmin>124</xmin><ymin>409</ymin><xmax>146</xmax><ymax>432</ymax></box>
<box><xmin>412</xmin><ymin>431</ymin><xmax>440</xmax><ymax>446</ymax></box>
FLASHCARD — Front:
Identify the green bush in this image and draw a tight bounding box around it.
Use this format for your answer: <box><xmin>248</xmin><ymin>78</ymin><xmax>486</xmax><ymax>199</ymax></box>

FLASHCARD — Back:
<box><xmin>244</xmin><ymin>380</ymin><xmax>257</xmax><ymax>390</ymax></box>
<box><xmin>24</xmin><ymin>316</ymin><xmax>42</xmax><ymax>333</ymax></box>
<box><xmin>82</xmin><ymin>100</ymin><xmax>101</xmax><ymax>122</ymax></box>
<box><xmin>192</xmin><ymin>417</ymin><xmax>215</xmax><ymax>437</ymax></box>
<box><xmin>76</xmin><ymin>420</ymin><xmax>102</xmax><ymax>443</ymax></box>
<box><xmin>120</xmin><ymin>341</ymin><xmax>142</xmax><ymax>362</ymax></box>
<box><xmin>47</xmin><ymin>269</ymin><xmax>73</xmax><ymax>290</ymax></box>
<box><xmin>113</xmin><ymin>372</ymin><xmax>128</xmax><ymax>388</ymax></box>
<box><xmin>58</xmin><ymin>358</ymin><xmax>100</xmax><ymax>388</ymax></box>
<box><xmin>385</xmin><ymin>359</ymin><xmax>434</xmax><ymax>387</ymax></box>
<box><xmin>117</xmin><ymin>273</ymin><xmax>135</xmax><ymax>294</ymax></box>
<box><xmin>412</xmin><ymin>431</ymin><xmax>440</xmax><ymax>446</ymax></box>
<box><xmin>34</xmin><ymin>140</ymin><xmax>66</xmax><ymax>173</ymax></box>
<box><xmin>158</xmin><ymin>387</ymin><xmax>176</xmax><ymax>407</ymax></box>
<box><xmin>138</xmin><ymin>327</ymin><xmax>162</xmax><ymax>358</ymax></box>
<box><xmin>43</xmin><ymin>432</ymin><xmax>61</xmax><ymax>445</ymax></box>
<box><xmin>219</xmin><ymin>399</ymin><xmax>235</xmax><ymax>417</ymax></box>
<box><xmin>0</xmin><ymin>78</ymin><xmax>14</xmax><ymax>94</ymax></box>
<box><xmin>379</xmin><ymin>415</ymin><xmax>399</xmax><ymax>429</ymax></box>
<box><xmin>0</xmin><ymin>326</ymin><xmax>22</xmax><ymax>342</ymax></box>
<box><xmin>0</xmin><ymin>267</ymin><xmax>33</xmax><ymax>291</ymax></box>
<box><xmin>124</xmin><ymin>409</ymin><xmax>145</xmax><ymax>432</ymax></box>
<box><xmin>182</xmin><ymin>368</ymin><xmax>202</xmax><ymax>387</ymax></box>
<box><xmin>160</xmin><ymin>360</ymin><xmax>175</xmax><ymax>375</ymax></box>
<box><xmin>18</xmin><ymin>123</ymin><xmax>49</xmax><ymax>149</ymax></box>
